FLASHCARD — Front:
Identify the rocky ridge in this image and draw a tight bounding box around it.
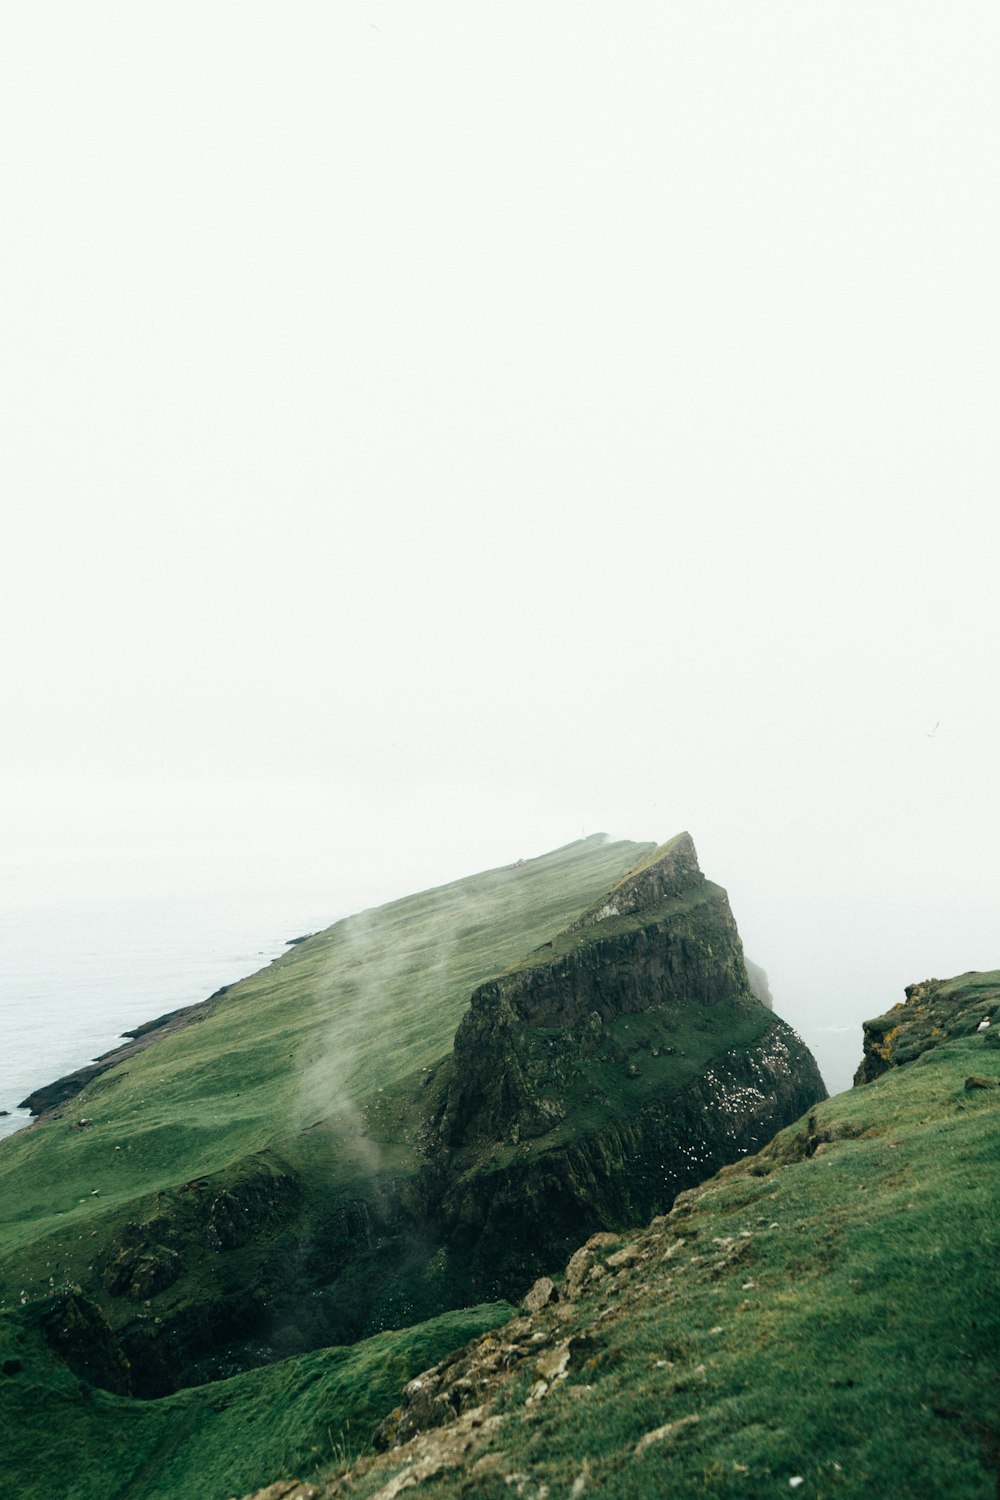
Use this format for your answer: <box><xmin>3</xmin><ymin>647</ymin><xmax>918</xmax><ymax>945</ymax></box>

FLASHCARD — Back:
<box><xmin>854</xmin><ymin>969</ymin><xmax>999</xmax><ymax>1083</ymax></box>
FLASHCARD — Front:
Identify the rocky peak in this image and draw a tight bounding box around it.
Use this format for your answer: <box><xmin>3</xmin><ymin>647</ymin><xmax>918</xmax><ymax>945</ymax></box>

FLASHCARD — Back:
<box><xmin>438</xmin><ymin>835</ymin><xmax>786</xmax><ymax>1150</ymax></box>
<box><xmin>570</xmin><ymin>831</ymin><xmax>704</xmax><ymax>928</ymax></box>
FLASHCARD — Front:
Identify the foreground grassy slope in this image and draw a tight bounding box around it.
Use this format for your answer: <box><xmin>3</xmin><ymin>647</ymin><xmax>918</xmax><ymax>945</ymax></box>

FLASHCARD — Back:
<box><xmin>0</xmin><ymin>1299</ymin><xmax>514</xmax><ymax>1500</ymax></box>
<box><xmin>0</xmin><ymin>836</ymin><xmax>650</xmax><ymax>1300</ymax></box>
<box><xmin>290</xmin><ymin>980</ymin><xmax>1000</xmax><ymax>1500</ymax></box>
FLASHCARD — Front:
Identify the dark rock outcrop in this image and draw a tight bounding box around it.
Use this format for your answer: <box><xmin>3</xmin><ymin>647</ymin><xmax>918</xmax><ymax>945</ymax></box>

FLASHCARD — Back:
<box><xmin>439</xmin><ymin>834</ymin><xmax>819</xmax><ymax>1158</ymax></box>
<box><xmin>439</xmin><ymin>834</ymin><xmax>762</xmax><ymax>1148</ymax></box>
<box><xmin>94</xmin><ymin>1155</ymin><xmax>303</xmax><ymax>1396</ymax></box>
<box><xmin>854</xmin><ymin>970</ymin><xmax>1000</xmax><ymax>1084</ymax></box>
<box><xmin>434</xmin><ymin>1012</ymin><xmax>824</xmax><ymax>1296</ymax></box>
<box><xmin>32</xmin><ymin>1288</ymin><xmax>132</xmax><ymax>1396</ymax></box>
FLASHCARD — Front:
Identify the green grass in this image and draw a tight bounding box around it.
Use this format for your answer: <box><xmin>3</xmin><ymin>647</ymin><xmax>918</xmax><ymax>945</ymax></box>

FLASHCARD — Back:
<box><xmin>318</xmin><ymin>1022</ymin><xmax>1000</xmax><ymax>1500</ymax></box>
<box><xmin>0</xmin><ymin>1299</ymin><xmax>513</xmax><ymax>1500</ymax></box>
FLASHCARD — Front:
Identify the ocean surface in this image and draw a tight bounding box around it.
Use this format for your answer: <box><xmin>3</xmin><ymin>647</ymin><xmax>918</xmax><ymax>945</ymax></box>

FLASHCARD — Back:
<box><xmin>0</xmin><ymin>892</ymin><xmax>862</xmax><ymax>1144</ymax></box>
<box><xmin>0</xmin><ymin>891</ymin><xmax>341</xmax><ymax>1140</ymax></box>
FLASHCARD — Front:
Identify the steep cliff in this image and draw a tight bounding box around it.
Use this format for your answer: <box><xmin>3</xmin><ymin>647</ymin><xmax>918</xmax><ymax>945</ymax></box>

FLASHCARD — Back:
<box><xmin>429</xmin><ymin>834</ymin><xmax>825</xmax><ymax>1293</ymax></box>
<box><xmin>441</xmin><ymin>833</ymin><xmax>783</xmax><ymax>1148</ymax></box>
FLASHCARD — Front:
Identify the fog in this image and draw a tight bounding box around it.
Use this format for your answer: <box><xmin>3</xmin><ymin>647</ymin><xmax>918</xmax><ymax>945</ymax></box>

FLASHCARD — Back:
<box><xmin>2</xmin><ymin>5</ymin><xmax>997</xmax><ymax>1096</ymax></box>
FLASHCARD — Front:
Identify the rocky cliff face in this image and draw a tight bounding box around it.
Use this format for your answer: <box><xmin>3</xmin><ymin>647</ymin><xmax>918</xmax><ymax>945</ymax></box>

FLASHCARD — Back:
<box><xmin>434</xmin><ymin>1020</ymin><xmax>825</xmax><ymax>1298</ymax></box>
<box><xmin>440</xmin><ymin>834</ymin><xmax>753</xmax><ymax>1146</ymax></box>
<box><xmin>428</xmin><ymin>834</ymin><xmax>825</xmax><ymax>1294</ymax></box>
<box><xmin>439</xmin><ymin>836</ymin><xmax>815</xmax><ymax>1149</ymax></box>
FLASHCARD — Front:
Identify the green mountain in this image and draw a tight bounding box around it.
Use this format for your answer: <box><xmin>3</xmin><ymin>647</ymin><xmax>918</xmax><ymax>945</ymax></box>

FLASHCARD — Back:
<box><xmin>0</xmin><ymin>834</ymin><xmax>828</xmax><ymax>1498</ymax></box>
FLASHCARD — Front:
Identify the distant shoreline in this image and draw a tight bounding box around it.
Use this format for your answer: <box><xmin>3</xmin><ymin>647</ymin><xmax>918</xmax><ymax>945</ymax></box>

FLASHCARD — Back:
<box><xmin>11</xmin><ymin>929</ymin><xmax>308</xmax><ymax>1128</ymax></box>
<box><xmin>15</xmin><ymin>988</ymin><xmax>230</xmax><ymax>1121</ymax></box>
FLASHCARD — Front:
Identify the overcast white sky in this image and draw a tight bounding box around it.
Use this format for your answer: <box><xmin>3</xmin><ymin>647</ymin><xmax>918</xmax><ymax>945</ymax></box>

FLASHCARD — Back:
<box><xmin>1</xmin><ymin>3</ymin><xmax>997</xmax><ymax>1088</ymax></box>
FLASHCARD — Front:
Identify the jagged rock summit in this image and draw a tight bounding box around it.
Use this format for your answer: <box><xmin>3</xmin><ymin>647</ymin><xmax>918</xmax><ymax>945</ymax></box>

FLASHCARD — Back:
<box><xmin>440</xmin><ymin>833</ymin><xmax>804</xmax><ymax>1149</ymax></box>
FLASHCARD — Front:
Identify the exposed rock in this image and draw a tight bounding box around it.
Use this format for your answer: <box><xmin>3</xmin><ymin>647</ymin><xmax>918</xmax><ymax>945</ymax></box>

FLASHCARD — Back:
<box><xmin>634</xmin><ymin>1412</ymin><xmax>700</xmax><ymax>1455</ymax></box>
<box><xmin>103</xmin><ymin>1228</ymin><xmax>183</xmax><ymax>1300</ymax></box>
<box><xmin>373</xmin><ymin>1346</ymin><xmax>508</xmax><ymax>1454</ymax></box>
<box><xmin>439</xmin><ymin>834</ymin><xmax>822</xmax><ymax>1155</ymax></box>
<box><xmin>563</xmin><ymin>1234</ymin><xmax>621</xmax><ymax>1299</ymax></box>
<box><xmin>434</xmin><ymin>1014</ymin><xmax>824</xmax><ymax>1299</ymax></box>
<box><xmin>522</xmin><ymin>1276</ymin><xmax>557</xmax><ymax>1313</ymax></box>
<box><xmin>605</xmin><ymin>1241</ymin><xmax>644</xmax><ymax>1271</ymax></box>
<box><xmin>367</xmin><ymin>1407</ymin><xmax>506</xmax><ymax>1500</ymax></box>
<box><xmin>242</xmin><ymin>1483</ymin><xmax>321</xmax><ymax>1500</ymax></box>
<box><xmin>535</xmin><ymin>1340</ymin><xmax>571</xmax><ymax>1382</ymax></box>
<box><xmin>570</xmin><ymin>832</ymin><xmax>704</xmax><ymax>927</ymax></box>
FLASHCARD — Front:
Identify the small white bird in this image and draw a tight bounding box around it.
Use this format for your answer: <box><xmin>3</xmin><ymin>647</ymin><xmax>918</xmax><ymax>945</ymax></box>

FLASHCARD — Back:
<box><xmin>977</xmin><ymin>1017</ymin><xmax>991</xmax><ymax>1032</ymax></box>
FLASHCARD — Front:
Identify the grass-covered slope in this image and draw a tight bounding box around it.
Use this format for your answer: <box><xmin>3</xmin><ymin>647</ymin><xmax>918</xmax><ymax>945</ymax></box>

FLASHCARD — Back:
<box><xmin>0</xmin><ymin>1298</ymin><xmax>514</xmax><ymax>1500</ymax></box>
<box><xmin>286</xmin><ymin>974</ymin><xmax>1000</xmax><ymax>1500</ymax></box>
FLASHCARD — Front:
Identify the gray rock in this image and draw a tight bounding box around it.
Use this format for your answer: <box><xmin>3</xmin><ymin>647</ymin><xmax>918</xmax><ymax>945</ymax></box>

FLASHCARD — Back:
<box><xmin>522</xmin><ymin>1276</ymin><xmax>557</xmax><ymax>1313</ymax></box>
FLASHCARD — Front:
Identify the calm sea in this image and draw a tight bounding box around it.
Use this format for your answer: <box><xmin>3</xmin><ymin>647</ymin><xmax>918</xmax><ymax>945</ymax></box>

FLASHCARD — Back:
<box><xmin>0</xmin><ymin>891</ymin><xmax>340</xmax><ymax>1140</ymax></box>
